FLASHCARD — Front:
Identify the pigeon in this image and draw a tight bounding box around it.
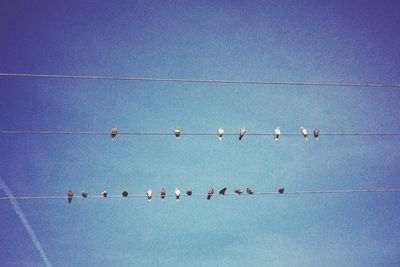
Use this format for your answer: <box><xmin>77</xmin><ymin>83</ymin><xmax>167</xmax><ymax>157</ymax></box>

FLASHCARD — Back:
<box><xmin>207</xmin><ymin>188</ymin><xmax>214</xmax><ymax>200</ymax></box>
<box><xmin>147</xmin><ymin>189</ymin><xmax>153</xmax><ymax>201</ymax></box>
<box><xmin>81</xmin><ymin>192</ymin><xmax>88</xmax><ymax>198</ymax></box>
<box><xmin>239</xmin><ymin>128</ymin><xmax>246</xmax><ymax>140</ymax></box>
<box><xmin>278</xmin><ymin>187</ymin><xmax>285</xmax><ymax>194</ymax></box>
<box><xmin>217</xmin><ymin>128</ymin><xmax>224</xmax><ymax>140</ymax></box>
<box><xmin>175</xmin><ymin>188</ymin><xmax>181</xmax><ymax>201</ymax></box>
<box><xmin>235</xmin><ymin>189</ymin><xmax>243</xmax><ymax>195</ymax></box>
<box><xmin>300</xmin><ymin>127</ymin><xmax>308</xmax><ymax>140</ymax></box>
<box><xmin>314</xmin><ymin>128</ymin><xmax>320</xmax><ymax>140</ymax></box>
<box><xmin>160</xmin><ymin>188</ymin><xmax>166</xmax><ymax>200</ymax></box>
<box><xmin>102</xmin><ymin>191</ymin><xmax>108</xmax><ymax>198</ymax></box>
<box><xmin>111</xmin><ymin>127</ymin><xmax>118</xmax><ymax>140</ymax></box>
<box><xmin>67</xmin><ymin>190</ymin><xmax>73</xmax><ymax>203</ymax></box>
<box><xmin>186</xmin><ymin>190</ymin><xmax>193</xmax><ymax>196</ymax></box>
<box><xmin>174</xmin><ymin>128</ymin><xmax>181</xmax><ymax>139</ymax></box>
<box><xmin>219</xmin><ymin>187</ymin><xmax>227</xmax><ymax>195</ymax></box>
<box><xmin>274</xmin><ymin>127</ymin><xmax>281</xmax><ymax>140</ymax></box>
<box><xmin>122</xmin><ymin>191</ymin><xmax>128</xmax><ymax>197</ymax></box>
<box><xmin>246</xmin><ymin>188</ymin><xmax>254</xmax><ymax>194</ymax></box>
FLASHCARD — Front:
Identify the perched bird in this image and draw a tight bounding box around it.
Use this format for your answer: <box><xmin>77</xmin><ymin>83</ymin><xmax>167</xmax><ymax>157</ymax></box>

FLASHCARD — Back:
<box><xmin>102</xmin><ymin>191</ymin><xmax>108</xmax><ymax>198</ymax></box>
<box><xmin>174</xmin><ymin>128</ymin><xmax>181</xmax><ymax>139</ymax></box>
<box><xmin>278</xmin><ymin>187</ymin><xmax>285</xmax><ymax>194</ymax></box>
<box><xmin>207</xmin><ymin>188</ymin><xmax>214</xmax><ymax>200</ymax></box>
<box><xmin>313</xmin><ymin>128</ymin><xmax>320</xmax><ymax>140</ymax></box>
<box><xmin>175</xmin><ymin>188</ymin><xmax>181</xmax><ymax>201</ymax></box>
<box><xmin>239</xmin><ymin>128</ymin><xmax>246</xmax><ymax>140</ymax></box>
<box><xmin>219</xmin><ymin>187</ymin><xmax>227</xmax><ymax>195</ymax></box>
<box><xmin>147</xmin><ymin>189</ymin><xmax>153</xmax><ymax>201</ymax></box>
<box><xmin>81</xmin><ymin>192</ymin><xmax>88</xmax><ymax>198</ymax></box>
<box><xmin>274</xmin><ymin>127</ymin><xmax>281</xmax><ymax>140</ymax></box>
<box><xmin>186</xmin><ymin>190</ymin><xmax>193</xmax><ymax>196</ymax></box>
<box><xmin>235</xmin><ymin>189</ymin><xmax>243</xmax><ymax>195</ymax></box>
<box><xmin>111</xmin><ymin>126</ymin><xmax>118</xmax><ymax>140</ymax></box>
<box><xmin>160</xmin><ymin>188</ymin><xmax>166</xmax><ymax>200</ymax></box>
<box><xmin>67</xmin><ymin>190</ymin><xmax>73</xmax><ymax>203</ymax></box>
<box><xmin>217</xmin><ymin>128</ymin><xmax>224</xmax><ymax>140</ymax></box>
<box><xmin>122</xmin><ymin>191</ymin><xmax>128</xmax><ymax>197</ymax></box>
<box><xmin>300</xmin><ymin>127</ymin><xmax>308</xmax><ymax>140</ymax></box>
<box><xmin>246</xmin><ymin>188</ymin><xmax>254</xmax><ymax>194</ymax></box>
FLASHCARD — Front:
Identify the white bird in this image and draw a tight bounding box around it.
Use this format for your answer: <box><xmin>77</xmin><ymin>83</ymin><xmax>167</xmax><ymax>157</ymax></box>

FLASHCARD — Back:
<box><xmin>111</xmin><ymin>126</ymin><xmax>118</xmax><ymax>140</ymax></box>
<box><xmin>174</xmin><ymin>128</ymin><xmax>181</xmax><ymax>139</ymax></box>
<box><xmin>300</xmin><ymin>127</ymin><xmax>308</xmax><ymax>140</ymax></box>
<box><xmin>147</xmin><ymin>189</ymin><xmax>153</xmax><ymax>201</ymax></box>
<box><xmin>175</xmin><ymin>188</ymin><xmax>181</xmax><ymax>201</ymax></box>
<box><xmin>274</xmin><ymin>127</ymin><xmax>281</xmax><ymax>140</ymax></box>
<box><xmin>217</xmin><ymin>128</ymin><xmax>224</xmax><ymax>140</ymax></box>
<box><xmin>239</xmin><ymin>128</ymin><xmax>246</xmax><ymax>140</ymax></box>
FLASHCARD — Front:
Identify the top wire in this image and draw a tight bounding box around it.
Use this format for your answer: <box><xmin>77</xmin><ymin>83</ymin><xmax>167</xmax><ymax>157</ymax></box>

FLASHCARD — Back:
<box><xmin>1</xmin><ymin>72</ymin><xmax>400</xmax><ymax>88</ymax></box>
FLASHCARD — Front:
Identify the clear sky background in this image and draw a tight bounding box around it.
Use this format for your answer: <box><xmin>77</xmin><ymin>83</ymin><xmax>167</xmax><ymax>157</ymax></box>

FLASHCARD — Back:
<box><xmin>1</xmin><ymin>1</ymin><xmax>400</xmax><ymax>266</ymax></box>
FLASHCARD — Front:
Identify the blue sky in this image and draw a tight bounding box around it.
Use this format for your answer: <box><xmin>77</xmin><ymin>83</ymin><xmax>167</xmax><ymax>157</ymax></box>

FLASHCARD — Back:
<box><xmin>1</xmin><ymin>1</ymin><xmax>400</xmax><ymax>266</ymax></box>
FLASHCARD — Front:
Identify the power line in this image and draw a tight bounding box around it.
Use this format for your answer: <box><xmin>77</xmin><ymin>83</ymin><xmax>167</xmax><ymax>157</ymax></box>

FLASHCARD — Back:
<box><xmin>1</xmin><ymin>72</ymin><xmax>399</xmax><ymax>88</ymax></box>
<box><xmin>1</xmin><ymin>188</ymin><xmax>400</xmax><ymax>201</ymax></box>
<box><xmin>1</xmin><ymin>130</ymin><xmax>400</xmax><ymax>136</ymax></box>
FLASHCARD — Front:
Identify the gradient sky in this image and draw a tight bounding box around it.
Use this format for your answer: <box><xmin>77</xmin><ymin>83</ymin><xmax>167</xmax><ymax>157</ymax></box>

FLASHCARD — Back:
<box><xmin>1</xmin><ymin>1</ymin><xmax>400</xmax><ymax>266</ymax></box>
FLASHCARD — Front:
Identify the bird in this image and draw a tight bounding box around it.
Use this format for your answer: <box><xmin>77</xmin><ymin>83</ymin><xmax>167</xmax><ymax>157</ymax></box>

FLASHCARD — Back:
<box><xmin>186</xmin><ymin>190</ymin><xmax>192</xmax><ymax>196</ymax></box>
<box><xmin>246</xmin><ymin>188</ymin><xmax>254</xmax><ymax>194</ymax></box>
<box><xmin>300</xmin><ymin>127</ymin><xmax>308</xmax><ymax>140</ymax></box>
<box><xmin>219</xmin><ymin>187</ymin><xmax>227</xmax><ymax>195</ymax></box>
<box><xmin>174</xmin><ymin>128</ymin><xmax>181</xmax><ymax>139</ymax></box>
<box><xmin>160</xmin><ymin>188</ymin><xmax>166</xmax><ymax>200</ymax></box>
<box><xmin>122</xmin><ymin>191</ymin><xmax>128</xmax><ymax>197</ymax></box>
<box><xmin>147</xmin><ymin>189</ymin><xmax>153</xmax><ymax>201</ymax></box>
<box><xmin>175</xmin><ymin>188</ymin><xmax>181</xmax><ymax>201</ymax></box>
<box><xmin>235</xmin><ymin>189</ymin><xmax>243</xmax><ymax>195</ymax></box>
<box><xmin>313</xmin><ymin>128</ymin><xmax>320</xmax><ymax>140</ymax></box>
<box><xmin>207</xmin><ymin>188</ymin><xmax>214</xmax><ymax>200</ymax></box>
<box><xmin>101</xmin><ymin>191</ymin><xmax>108</xmax><ymax>197</ymax></box>
<box><xmin>239</xmin><ymin>128</ymin><xmax>246</xmax><ymax>140</ymax></box>
<box><xmin>111</xmin><ymin>126</ymin><xmax>118</xmax><ymax>140</ymax></box>
<box><xmin>274</xmin><ymin>127</ymin><xmax>281</xmax><ymax>140</ymax></box>
<box><xmin>278</xmin><ymin>187</ymin><xmax>285</xmax><ymax>194</ymax></box>
<box><xmin>81</xmin><ymin>192</ymin><xmax>88</xmax><ymax>198</ymax></box>
<box><xmin>217</xmin><ymin>128</ymin><xmax>224</xmax><ymax>140</ymax></box>
<box><xmin>67</xmin><ymin>190</ymin><xmax>73</xmax><ymax>203</ymax></box>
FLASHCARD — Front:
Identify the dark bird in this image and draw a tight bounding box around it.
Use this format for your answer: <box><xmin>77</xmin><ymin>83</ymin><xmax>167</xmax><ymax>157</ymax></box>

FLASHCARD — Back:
<box><xmin>278</xmin><ymin>187</ymin><xmax>285</xmax><ymax>194</ymax></box>
<box><xmin>235</xmin><ymin>189</ymin><xmax>243</xmax><ymax>195</ymax></box>
<box><xmin>219</xmin><ymin>187</ymin><xmax>227</xmax><ymax>195</ymax></box>
<box><xmin>186</xmin><ymin>190</ymin><xmax>192</xmax><ymax>196</ymax></box>
<box><xmin>81</xmin><ymin>192</ymin><xmax>88</xmax><ymax>198</ymax></box>
<box><xmin>160</xmin><ymin>188</ymin><xmax>166</xmax><ymax>200</ymax></box>
<box><xmin>102</xmin><ymin>191</ymin><xmax>108</xmax><ymax>197</ymax></box>
<box><xmin>246</xmin><ymin>188</ymin><xmax>254</xmax><ymax>194</ymax></box>
<box><xmin>207</xmin><ymin>188</ymin><xmax>214</xmax><ymax>200</ymax></box>
<box><xmin>67</xmin><ymin>190</ymin><xmax>73</xmax><ymax>203</ymax></box>
<box><xmin>174</xmin><ymin>128</ymin><xmax>181</xmax><ymax>139</ymax></box>
<box><xmin>314</xmin><ymin>128</ymin><xmax>320</xmax><ymax>140</ymax></box>
<box><xmin>122</xmin><ymin>191</ymin><xmax>128</xmax><ymax>197</ymax></box>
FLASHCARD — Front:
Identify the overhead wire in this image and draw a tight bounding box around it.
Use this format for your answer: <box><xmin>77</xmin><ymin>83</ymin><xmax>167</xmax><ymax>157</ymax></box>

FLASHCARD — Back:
<box><xmin>1</xmin><ymin>130</ymin><xmax>400</xmax><ymax>136</ymax></box>
<box><xmin>1</xmin><ymin>72</ymin><xmax>400</xmax><ymax>88</ymax></box>
<box><xmin>1</xmin><ymin>188</ymin><xmax>400</xmax><ymax>201</ymax></box>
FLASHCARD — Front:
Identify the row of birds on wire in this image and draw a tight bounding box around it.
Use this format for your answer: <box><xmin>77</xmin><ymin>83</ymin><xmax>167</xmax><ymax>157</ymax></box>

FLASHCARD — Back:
<box><xmin>66</xmin><ymin>187</ymin><xmax>286</xmax><ymax>203</ymax></box>
<box><xmin>110</xmin><ymin>127</ymin><xmax>320</xmax><ymax>140</ymax></box>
